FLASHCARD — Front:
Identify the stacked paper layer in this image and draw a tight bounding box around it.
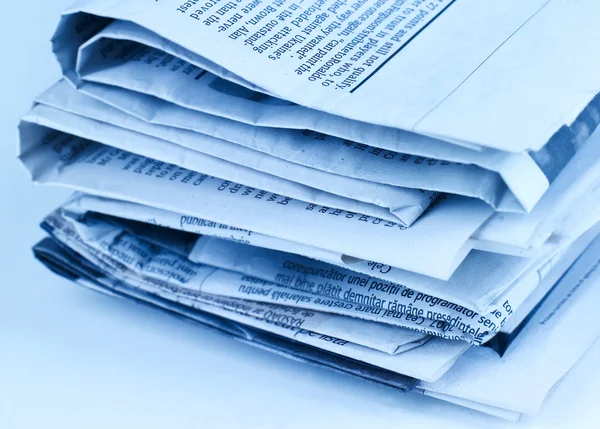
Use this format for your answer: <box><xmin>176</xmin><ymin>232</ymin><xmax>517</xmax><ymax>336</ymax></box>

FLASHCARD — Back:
<box><xmin>17</xmin><ymin>0</ymin><xmax>600</xmax><ymax>421</ymax></box>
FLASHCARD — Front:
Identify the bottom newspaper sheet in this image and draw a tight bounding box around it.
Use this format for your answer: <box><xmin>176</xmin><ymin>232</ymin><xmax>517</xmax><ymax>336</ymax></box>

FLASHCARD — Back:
<box><xmin>31</xmin><ymin>206</ymin><xmax>600</xmax><ymax>419</ymax></box>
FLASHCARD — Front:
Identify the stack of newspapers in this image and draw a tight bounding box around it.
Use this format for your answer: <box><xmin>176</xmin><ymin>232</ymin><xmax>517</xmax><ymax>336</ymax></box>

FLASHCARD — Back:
<box><xmin>18</xmin><ymin>0</ymin><xmax>600</xmax><ymax>420</ymax></box>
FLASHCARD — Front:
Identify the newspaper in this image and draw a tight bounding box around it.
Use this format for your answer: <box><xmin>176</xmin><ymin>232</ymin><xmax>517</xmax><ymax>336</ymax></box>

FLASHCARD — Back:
<box><xmin>39</xmin><ymin>202</ymin><xmax>600</xmax><ymax>416</ymax></box>
<box><xmin>42</xmin><ymin>208</ymin><xmax>470</xmax><ymax>382</ymax></box>
<box><xmin>34</xmin><ymin>80</ymin><xmax>437</xmax><ymax>226</ymax></box>
<box><xmin>32</xmin><ymin>210</ymin><xmax>600</xmax><ymax>419</ymax></box>
<box><xmin>18</xmin><ymin>123</ymin><xmax>494</xmax><ymax>280</ymax></box>
<box><xmin>33</xmin><ymin>237</ymin><xmax>422</xmax><ymax>393</ymax></box>
<box><xmin>55</xmin><ymin>0</ymin><xmax>600</xmax><ymax>149</ymax></box>
<box><xmin>24</xmin><ymin>98</ymin><xmax>413</xmax><ymax>226</ymax></box>
<box><xmin>59</xmin><ymin>203</ymin><xmax>448</xmax><ymax>337</ymax></box>
<box><xmin>74</xmin><ymin>49</ymin><xmax>526</xmax><ymax>213</ymax></box>
<box><xmin>26</xmin><ymin>78</ymin><xmax>600</xmax><ymax>254</ymax></box>
<box><xmin>59</xmin><ymin>194</ymin><xmax>579</xmax><ymax>314</ymax></box>
<box><xmin>50</xmin><ymin>0</ymin><xmax>600</xmax><ymax>210</ymax></box>
<box><xmin>23</xmin><ymin>86</ymin><xmax>600</xmax><ymax>264</ymax></box>
<box><xmin>54</xmin><ymin>204</ymin><xmax>471</xmax><ymax>341</ymax></box>
<box><xmin>58</xmin><ymin>193</ymin><xmax>597</xmax><ymax>348</ymax></box>
<box><xmin>62</xmin><ymin>229</ymin><xmax>432</xmax><ymax>356</ymax></box>
<box><xmin>76</xmin><ymin>75</ymin><xmax>552</xmax><ymax>213</ymax></box>
<box><xmin>56</xmin><ymin>17</ymin><xmax>554</xmax><ymax>213</ymax></box>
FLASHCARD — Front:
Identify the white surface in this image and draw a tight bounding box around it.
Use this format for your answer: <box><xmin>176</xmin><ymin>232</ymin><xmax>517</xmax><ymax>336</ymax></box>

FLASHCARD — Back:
<box><xmin>1</xmin><ymin>2</ymin><xmax>600</xmax><ymax>428</ymax></box>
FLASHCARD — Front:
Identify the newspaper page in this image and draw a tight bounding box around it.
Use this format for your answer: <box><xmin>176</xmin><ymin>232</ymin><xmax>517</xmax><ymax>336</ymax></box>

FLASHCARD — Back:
<box><xmin>71</xmin><ymin>38</ymin><xmax>523</xmax><ymax>212</ymax></box>
<box><xmin>58</xmin><ymin>193</ymin><xmax>595</xmax><ymax>346</ymax></box>
<box><xmin>52</xmin><ymin>205</ymin><xmax>473</xmax><ymax>341</ymax></box>
<box><xmin>30</xmin><ymin>85</ymin><xmax>600</xmax><ymax>259</ymax></box>
<box><xmin>77</xmin><ymin>76</ymin><xmax>551</xmax><ymax>214</ymax></box>
<box><xmin>33</xmin><ymin>81</ymin><xmax>437</xmax><ymax>226</ymax></box>
<box><xmin>45</xmin><ymin>78</ymin><xmax>600</xmax><ymax>249</ymax></box>
<box><xmin>28</xmin><ymin>89</ymin><xmax>600</xmax><ymax>256</ymax></box>
<box><xmin>18</xmin><ymin>122</ymin><xmax>493</xmax><ymax>279</ymax></box>
<box><xmin>63</xmin><ymin>193</ymin><xmax>565</xmax><ymax>315</ymax></box>
<box><xmin>48</xmin><ymin>10</ymin><xmax>600</xmax><ymax>216</ymax></box>
<box><xmin>31</xmin><ymin>238</ymin><xmax>420</xmax><ymax>392</ymax></box>
<box><xmin>25</xmin><ymin>101</ymin><xmax>419</xmax><ymax>226</ymax></box>
<box><xmin>43</xmin><ymin>209</ymin><xmax>469</xmax><ymax>382</ymax></box>
<box><xmin>54</xmin><ymin>18</ymin><xmax>555</xmax><ymax>213</ymax></box>
<box><xmin>52</xmin><ymin>209</ymin><xmax>452</xmax><ymax>344</ymax></box>
<box><xmin>54</xmin><ymin>0</ymin><xmax>600</xmax><ymax>152</ymax></box>
<box><xmin>32</xmin><ymin>219</ymin><xmax>600</xmax><ymax>419</ymax></box>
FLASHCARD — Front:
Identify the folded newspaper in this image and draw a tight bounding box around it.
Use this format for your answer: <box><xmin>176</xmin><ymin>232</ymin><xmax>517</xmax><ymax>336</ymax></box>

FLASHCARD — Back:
<box><xmin>16</xmin><ymin>0</ymin><xmax>600</xmax><ymax>421</ymax></box>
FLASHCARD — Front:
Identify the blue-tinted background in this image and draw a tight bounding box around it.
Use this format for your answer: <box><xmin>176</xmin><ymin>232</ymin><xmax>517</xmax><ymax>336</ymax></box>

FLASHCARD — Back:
<box><xmin>0</xmin><ymin>2</ymin><xmax>599</xmax><ymax>428</ymax></box>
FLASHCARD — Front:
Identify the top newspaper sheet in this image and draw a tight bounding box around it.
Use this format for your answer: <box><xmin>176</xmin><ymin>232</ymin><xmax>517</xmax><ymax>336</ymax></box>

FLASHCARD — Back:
<box><xmin>48</xmin><ymin>0</ymin><xmax>600</xmax><ymax>215</ymax></box>
<box><xmin>54</xmin><ymin>0</ymin><xmax>600</xmax><ymax>153</ymax></box>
